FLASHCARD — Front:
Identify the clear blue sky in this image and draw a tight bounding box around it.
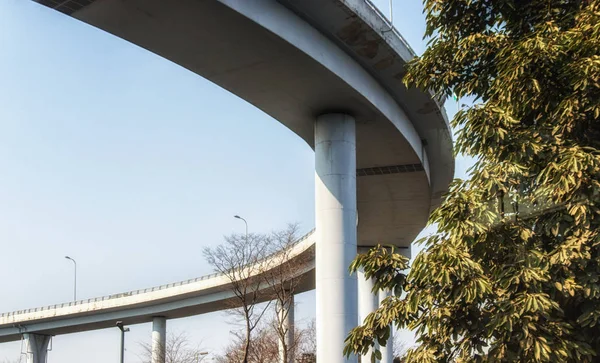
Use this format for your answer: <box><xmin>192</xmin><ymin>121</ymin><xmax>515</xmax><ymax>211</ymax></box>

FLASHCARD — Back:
<box><xmin>0</xmin><ymin>1</ymin><xmax>470</xmax><ymax>361</ymax></box>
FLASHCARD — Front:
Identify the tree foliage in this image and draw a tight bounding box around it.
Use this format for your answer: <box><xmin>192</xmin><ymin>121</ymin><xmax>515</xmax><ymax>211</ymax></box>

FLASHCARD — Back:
<box><xmin>345</xmin><ymin>0</ymin><xmax>600</xmax><ymax>362</ymax></box>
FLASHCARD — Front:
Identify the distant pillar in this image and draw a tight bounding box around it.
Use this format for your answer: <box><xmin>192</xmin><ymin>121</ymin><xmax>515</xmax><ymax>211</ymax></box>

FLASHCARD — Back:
<box><xmin>23</xmin><ymin>333</ymin><xmax>51</xmax><ymax>363</ymax></box>
<box><xmin>379</xmin><ymin>247</ymin><xmax>410</xmax><ymax>363</ymax></box>
<box><xmin>378</xmin><ymin>289</ymin><xmax>394</xmax><ymax>363</ymax></box>
<box><xmin>358</xmin><ymin>247</ymin><xmax>379</xmax><ymax>362</ymax></box>
<box><xmin>152</xmin><ymin>316</ymin><xmax>167</xmax><ymax>363</ymax></box>
<box><xmin>277</xmin><ymin>295</ymin><xmax>295</xmax><ymax>363</ymax></box>
<box><xmin>315</xmin><ymin>113</ymin><xmax>358</xmax><ymax>363</ymax></box>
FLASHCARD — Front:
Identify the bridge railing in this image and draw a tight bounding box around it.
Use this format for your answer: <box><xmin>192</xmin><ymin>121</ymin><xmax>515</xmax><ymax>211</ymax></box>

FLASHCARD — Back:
<box><xmin>362</xmin><ymin>0</ymin><xmax>416</xmax><ymax>57</ymax></box>
<box><xmin>0</xmin><ymin>229</ymin><xmax>315</xmax><ymax>318</ymax></box>
<box><xmin>361</xmin><ymin>0</ymin><xmax>449</xmax><ymax>114</ymax></box>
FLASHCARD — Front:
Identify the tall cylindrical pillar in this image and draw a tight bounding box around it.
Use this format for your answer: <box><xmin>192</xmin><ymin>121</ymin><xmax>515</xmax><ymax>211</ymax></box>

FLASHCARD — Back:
<box><xmin>379</xmin><ymin>289</ymin><xmax>394</xmax><ymax>363</ymax></box>
<box><xmin>152</xmin><ymin>316</ymin><xmax>167</xmax><ymax>363</ymax></box>
<box><xmin>119</xmin><ymin>327</ymin><xmax>126</xmax><ymax>363</ymax></box>
<box><xmin>315</xmin><ymin>113</ymin><xmax>358</xmax><ymax>363</ymax></box>
<box><xmin>277</xmin><ymin>295</ymin><xmax>295</xmax><ymax>363</ymax></box>
<box><xmin>23</xmin><ymin>333</ymin><xmax>51</xmax><ymax>363</ymax></box>
<box><xmin>379</xmin><ymin>246</ymin><xmax>410</xmax><ymax>363</ymax></box>
<box><xmin>358</xmin><ymin>247</ymin><xmax>379</xmax><ymax>362</ymax></box>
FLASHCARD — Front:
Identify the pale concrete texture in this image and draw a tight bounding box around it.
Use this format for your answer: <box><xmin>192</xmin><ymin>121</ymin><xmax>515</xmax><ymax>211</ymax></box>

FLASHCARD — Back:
<box><xmin>358</xmin><ymin>246</ymin><xmax>379</xmax><ymax>362</ymax></box>
<box><xmin>23</xmin><ymin>333</ymin><xmax>50</xmax><ymax>363</ymax></box>
<box><xmin>152</xmin><ymin>317</ymin><xmax>166</xmax><ymax>363</ymax></box>
<box><xmin>315</xmin><ymin>114</ymin><xmax>358</xmax><ymax>363</ymax></box>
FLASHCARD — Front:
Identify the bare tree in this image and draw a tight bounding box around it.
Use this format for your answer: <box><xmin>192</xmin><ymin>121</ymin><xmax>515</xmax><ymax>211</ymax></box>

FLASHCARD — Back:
<box><xmin>203</xmin><ymin>233</ymin><xmax>273</xmax><ymax>363</ymax></box>
<box><xmin>262</xmin><ymin>224</ymin><xmax>311</xmax><ymax>363</ymax></box>
<box><xmin>215</xmin><ymin>325</ymin><xmax>277</xmax><ymax>363</ymax></box>
<box><xmin>297</xmin><ymin>319</ymin><xmax>316</xmax><ymax>359</ymax></box>
<box><xmin>215</xmin><ymin>319</ymin><xmax>313</xmax><ymax>363</ymax></box>
<box><xmin>138</xmin><ymin>331</ymin><xmax>208</xmax><ymax>363</ymax></box>
<box><xmin>246</xmin><ymin>325</ymin><xmax>278</xmax><ymax>363</ymax></box>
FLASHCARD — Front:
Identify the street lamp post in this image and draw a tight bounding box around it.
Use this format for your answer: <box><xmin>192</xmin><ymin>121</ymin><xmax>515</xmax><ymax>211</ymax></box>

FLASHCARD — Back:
<box><xmin>116</xmin><ymin>321</ymin><xmax>130</xmax><ymax>363</ymax></box>
<box><xmin>233</xmin><ymin>215</ymin><xmax>248</xmax><ymax>241</ymax></box>
<box><xmin>64</xmin><ymin>256</ymin><xmax>77</xmax><ymax>301</ymax></box>
<box><xmin>196</xmin><ymin>352</ymin><xmax>209</xmax><ymax>362</ymax></box>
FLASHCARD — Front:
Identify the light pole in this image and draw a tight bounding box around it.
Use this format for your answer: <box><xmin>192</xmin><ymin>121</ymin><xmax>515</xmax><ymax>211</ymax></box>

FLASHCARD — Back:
<box><xmin>116</xmin><ymin>321</ymin><xmax>130</xmax><ymax>363</ymax></box>
<box><xmin>64</xmin><ymin>256</ymin><xmax>77</xmax><ymax>301</ymax></box>
<box><xmin>234</xmin><ymin>215</ymin><xmax>248</xmax><ymax>241</ymax></box>
<box><xmin>196</xmin><ymin>352</ymin><xmax>209</xmax><ymax>362</ymax></box>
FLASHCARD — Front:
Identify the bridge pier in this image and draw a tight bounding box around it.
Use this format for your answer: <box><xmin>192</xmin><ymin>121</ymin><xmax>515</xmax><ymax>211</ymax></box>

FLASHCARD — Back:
<box><xmin>152</xmin><ymin>316</ymin><xmax>167</xmax><ymax>363</ymax></box>
<box><xmin>378</xmin><ymin>247</ymin><xmax>410</xmax><ymax>363</ymax></box>
<box><xmin>277</xmin><ymin>295</ymin><xmax>295</xmax><ymax>363</ymax></box>
<box><xmin>23</xmin><ymin>333</ymin><xmax>51</xmax><ymax>363</ymax></box>
<box><xmin>358</xmin><ymin>247</ymin><xmax>379</xmax><ymax>363</ymax></box>
<box><xmin>315</xmin><ymin>113</ymin><xmax>358</xmax><ymax>363</ymax></box>
<box><xmin>378</xmin><ymin>289</ymin><xmax>394</xmax><ymax>363</ymax></box>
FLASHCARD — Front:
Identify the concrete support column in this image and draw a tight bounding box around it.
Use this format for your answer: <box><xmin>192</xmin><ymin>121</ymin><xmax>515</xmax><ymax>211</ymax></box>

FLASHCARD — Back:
<box><xmin>315</xmin><ymin>113</ymin><xmax>358</xmax><ymax>363</ymax></box>
<box><xmin>358</xmin><ymin>248</ymin><xmax>379</xmax><ymax>362</ymax></box>
<box><xmin>23</xmin><ymin>333</ymin><xmax>51</xmax><ymax>363</ymax></box>
<box><xmin>277</xmin><ymin>295</ymin><xmax>295</xmax><ymax>363</ymax></box>
<box><xmin>378</xmin><ymin>247</ymin><xmax>410</xmax><ymax>363</ymax></box>
<box><xmin>378</xmin><ymin>289</ymin><xmax>393</xmax><ymax>363</ymax></box>
<box><xmin>152</xmin><ymin>316</ymin><xmax>167</xmax><ymax>363</ymax></box>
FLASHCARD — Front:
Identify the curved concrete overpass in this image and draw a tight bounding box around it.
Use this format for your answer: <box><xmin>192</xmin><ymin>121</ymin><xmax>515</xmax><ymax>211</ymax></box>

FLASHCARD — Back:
<box><xmin>37</xmin><ymin>0</ymin><xmax>453</xmax><ymax>247</ymax></box>
<box><xmin>0</xmin><ymin>230</ymin><xmax>317</xmax><ymax>343</ymax></box>
<box><xmin>11</xmin><ymin>0</ymin><xmax>454</xmax><ymax>362</ymax></box>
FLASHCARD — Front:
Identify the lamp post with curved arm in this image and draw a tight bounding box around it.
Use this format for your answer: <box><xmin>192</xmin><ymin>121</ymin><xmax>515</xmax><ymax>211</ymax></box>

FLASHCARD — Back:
<box><xmin>116</xmin><ymin>321</ymin><xmax>130</xmax><ymax>363</ymax></box>
<box><xmin>234</xmin><ymin>215</ymin><xmax>248</xmax><ymax>242</ymax></box>
<box><xmin>64</xmin><ymin>256</ymin><xmax>77</xmax><ymax>301</ymax></box>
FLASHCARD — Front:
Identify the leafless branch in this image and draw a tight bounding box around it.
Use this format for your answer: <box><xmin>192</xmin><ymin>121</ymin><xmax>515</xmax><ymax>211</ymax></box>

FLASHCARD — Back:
<box><xmin>138</xmin><ymin>331</ymin><xmax>208</xmax><ymax>363</ymax></box>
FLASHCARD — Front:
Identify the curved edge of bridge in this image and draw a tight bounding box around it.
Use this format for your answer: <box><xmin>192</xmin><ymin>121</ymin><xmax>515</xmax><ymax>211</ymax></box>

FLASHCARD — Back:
<box><xmin>276</xmin><ymin>0</ymin><xmax>454</xmax><ymax>212</ymax></box>
<box><xmin>0</xmin><ymin>230</ymin><xmax>316</xmax><ymax>343</ymax></box>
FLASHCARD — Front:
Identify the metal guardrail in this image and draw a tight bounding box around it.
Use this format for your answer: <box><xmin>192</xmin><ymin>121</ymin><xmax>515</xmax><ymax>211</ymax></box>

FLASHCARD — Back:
<box><xmin>0</xmin><ymin>229</ymin><xmax>316</xmax><ymax>318</ymax></box>
<box><xmin>361</xmin><ymin>0</ymin><xmax>417</xmax><ymax>57</ymax></box>
<box><xmin>361</xmin><ymin>1</ymin><xmax>449</xmax><ymax>117</ymax></box>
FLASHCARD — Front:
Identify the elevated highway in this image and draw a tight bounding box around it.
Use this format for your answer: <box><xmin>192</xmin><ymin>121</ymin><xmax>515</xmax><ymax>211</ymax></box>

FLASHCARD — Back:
<box><xmin>0</xmin><ymin>230</ymin><xmax>316</xmax><ymax>342</ymax></box>
<box><xmin>8</xmin><ymin>0</ymin><xmax>454</xmax><ymax>362</ymax></box>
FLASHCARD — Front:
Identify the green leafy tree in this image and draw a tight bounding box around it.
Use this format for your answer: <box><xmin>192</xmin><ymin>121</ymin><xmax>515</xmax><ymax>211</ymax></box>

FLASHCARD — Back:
<box><xmin>345</xmin><ymin>0</ymin><xmax>600</xmax><ymax>362</ymax></box>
